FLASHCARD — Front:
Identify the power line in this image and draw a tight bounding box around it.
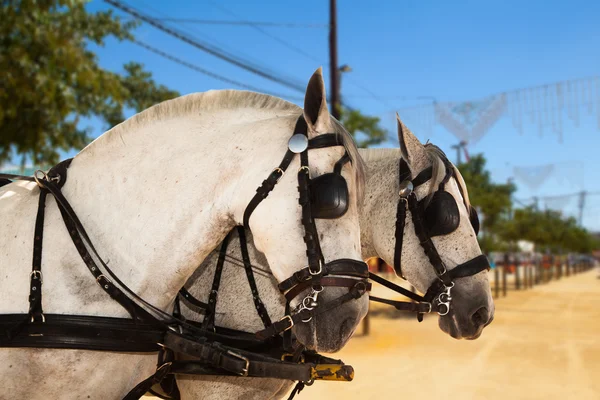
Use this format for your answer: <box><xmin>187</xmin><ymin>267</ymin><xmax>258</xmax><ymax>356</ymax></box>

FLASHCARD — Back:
<box><xmin>132</xmin><ymin>40</ymin><xmax>304</xmax><ymax>102</ymax></box>
<box><xmin>104</xmin><ymin>0</ymin><xmax>307</xmax><ymax>93</ymax></box>
<box><xmin>146</xmin><ymin>18</ymin><xmax>328</xmax><ymax>29</ymax></box>
<box><xmin>205</xmin><ymin>0</ymin><xmax>322</xmax><ymax>64</ymax></box>
<box><xmin>205</xmin><ymin>0</ymin><xmax>394</xmax><ymax>109</ymax></box>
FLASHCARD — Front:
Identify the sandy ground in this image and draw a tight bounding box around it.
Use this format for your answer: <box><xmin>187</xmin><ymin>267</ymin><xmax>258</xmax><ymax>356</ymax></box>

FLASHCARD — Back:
<box><xmin>307</xmin><ymin>268</ymin><xmax>600</xmax><ymax>400</ymax></box>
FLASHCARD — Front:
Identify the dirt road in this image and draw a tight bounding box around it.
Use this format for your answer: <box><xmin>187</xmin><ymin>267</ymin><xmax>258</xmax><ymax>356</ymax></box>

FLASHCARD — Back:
<box><xmin>309</xmin><ymin>269</ymin><xmax>600</xmax><ymax>400</ymax></box>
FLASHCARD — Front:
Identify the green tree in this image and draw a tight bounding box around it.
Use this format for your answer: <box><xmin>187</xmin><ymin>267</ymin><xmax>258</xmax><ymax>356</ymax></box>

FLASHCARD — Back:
<box><xmin>338</xmin><ymin>107</ymin><xmax>387</xmax><ymax>147</ymax></box>
<box><xmin>457</xmin><ymin>154</ymin><xmax>516</xmax><ymax>251</ymax></box>
<box><xmin>499</xmin><ymin>207</ymin><xmax>599</xmax><ymax>253</ymax></box>
<box><xmin>0</xmin><ymin>0</ymin><xmax>179</xmax><ymax>165</ymax></box>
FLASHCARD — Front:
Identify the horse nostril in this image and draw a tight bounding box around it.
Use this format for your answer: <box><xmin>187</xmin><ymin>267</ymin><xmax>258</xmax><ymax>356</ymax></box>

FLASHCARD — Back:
<box><xmin>470</xmin><ymin>306</ymin><xmax>488</xmax><ymax>328</ymax></box>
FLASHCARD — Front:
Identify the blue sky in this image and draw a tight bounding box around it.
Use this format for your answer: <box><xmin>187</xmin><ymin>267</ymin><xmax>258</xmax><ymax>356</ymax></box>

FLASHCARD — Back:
<box><xmin>22</xmin><ymin>0</ymin><xmax>600</xmax><ymax>228</ymax></box>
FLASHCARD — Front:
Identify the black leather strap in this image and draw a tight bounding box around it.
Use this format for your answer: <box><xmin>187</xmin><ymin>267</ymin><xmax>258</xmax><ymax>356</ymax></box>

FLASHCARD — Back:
<box><xmin>178</xmin><ymin>287</ymin><xmax>208</xmax><ymax>310</ymax></box>
<box><xmin>393</xmin><ymin>197</ymin><xmax>407</xmax><ymax>279</ymax></box>
<box><xmin>123</xmin><ymin>361</ymin><xmax>174</xmax><ymax>400</ymax></box>
<box><xmin>449</xmin><ymin>254</ymin><xmax>490</xmax><ymax>279</ymax></box>
<box><xmin>202</xmin><ymin>232</ymin><xmax>232</xmax><ymax>331</ymax></box>
<box><xmin>29</xmin><ymin>188</ymin><xmax>48</xmax><ymax>323</ymax></box>
<box><xmin>368</xmin><ymin>272</ymin><xmax>423</xmax><ymax>303</ymax></box>
<box><xmin>298</xmin><ymin>140</ymin><xmax>323</xmax><ymax>276</ymax></box>
<box><xmin>278</xmin><ymin>259</ymin><xmax>369</xmax><ymax>294</ymax></box>
<box><xmin>0</xmin><ymin>313</ymin><xmax>163</xmax><ymax>352</ymax></box>
<box><xmin>307</xmin><ymin>133</ymin><xmax>342</xmax><ymax>149</ymax></box>
<box><xmin>237</xmin><ymin>226</ymin><xmax>272</xmax><ymax>328</ymax></box>
<box><xmin>243</xmin><ymin>117</ymin><xmax>308</xmax><ymax>229</ymax></box>
<box><xmin>369</xmin><ymin>296</ymin><xmax>432</xmax><ymax>313</ymax></box>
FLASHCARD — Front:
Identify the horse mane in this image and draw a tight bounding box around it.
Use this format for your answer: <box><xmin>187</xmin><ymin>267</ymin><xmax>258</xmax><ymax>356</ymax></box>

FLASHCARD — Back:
<box><xmin>106</xmin><ymin>90</ymin><xmax>300</xmax><ymax>137</ymax></box>
<box><xmin>358</xmin><ymin>146</ymin><xmax>471</xmax><ymax>208</ymax></box>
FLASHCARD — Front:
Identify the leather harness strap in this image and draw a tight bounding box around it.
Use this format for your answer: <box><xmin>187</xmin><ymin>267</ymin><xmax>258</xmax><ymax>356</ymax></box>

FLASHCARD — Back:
<box><xmin>29</xmin><ymin>187</ymin><xmax>48</xmax><ymax>323</ymax></box>
<box><xmin>237</xmin><ymin>226</ymin><xmax>272</xmax><ymax>328</ymax></box>
<box><xmin>202</xmin><ymin>231</ymin><xmax>232</xmax><ymax>331</ymax></box>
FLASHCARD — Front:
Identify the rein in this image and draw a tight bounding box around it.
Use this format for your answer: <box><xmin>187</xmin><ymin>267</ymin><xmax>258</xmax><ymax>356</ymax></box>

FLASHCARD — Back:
<box><xmin>0</xmin><ymin>116</ymin><xmax>370</xmax><ymax>399</ymax></box>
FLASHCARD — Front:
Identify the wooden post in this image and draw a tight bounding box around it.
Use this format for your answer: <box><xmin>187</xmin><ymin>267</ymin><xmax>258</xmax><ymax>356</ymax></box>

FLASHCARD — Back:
<box><xmin>515</xmin><ymin>262</ymin><xmax>520</xmax><ymax>290</ymax></box>
<box><xmin>502</xmin><ymin>266</ymin><xmax>507</xmax><ymax>297</ymax></box>
<box><xmin>494</xmin><ymin>266</ymin><xmax>499</xmax><ymax>298</ymax></box>
<box><xmin>329</xmin><ymin>0</ymin><xmax>340</xmax><ymax>119</ymax></box>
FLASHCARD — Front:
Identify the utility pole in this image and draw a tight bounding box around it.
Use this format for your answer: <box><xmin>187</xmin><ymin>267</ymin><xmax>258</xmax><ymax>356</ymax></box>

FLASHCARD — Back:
<box><xmin>450</xmin><ymin>140</ymin><xmax>468</xmax><ymax>164</ymax></box>
<box><xmin>578</xmin><ymin>190</ymin><xmax>587</xmax><ymax>226</ymax></box>
<box><xmin>329</xmin><ymin>0</ymin><xmax>340</xmax><ymax>119</ymax></box>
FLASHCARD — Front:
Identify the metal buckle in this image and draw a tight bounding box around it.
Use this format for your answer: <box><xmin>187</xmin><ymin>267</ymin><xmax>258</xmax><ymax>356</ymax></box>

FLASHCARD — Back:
<box><xmin>226</xmin><ymin>350</ymin><xmax>250</xmax><ymax>377</ymax></box>
<box><xmin>30</xmin><ymin>270</ymin><xmax>43</xmax><ymax>284</ymax></box>
<box><xmin>298</xmin><ymin>166</ymin><xmax>310</xmax><ymax>175</ymax></box>
<box><xmin>30</xmin><ymin>313</ymin><xmax>46</xmax><ymax>323</ymax></box>
<box><xmin>309</xmin><ymin>260</ymin><xmax>323</xmax><ymax>276</ymax></box>
<box><xmin>278</xmin><ymin>315</ymin><xmax>294</xmax><ymax>332</ymax></box>
<box><xmin>425</xmin><ymin>302</ymin><xmax>432</xmax><ymax>313</ymax></box>
<box><xmin>273</xmin><ymin>167</ymin><xmax>285</xmax><ymax>182</ymax></box>
<box><xmin>281</xmin><ymin>353</ymin><xmax>305</xmax><ymax>363</ymax></box>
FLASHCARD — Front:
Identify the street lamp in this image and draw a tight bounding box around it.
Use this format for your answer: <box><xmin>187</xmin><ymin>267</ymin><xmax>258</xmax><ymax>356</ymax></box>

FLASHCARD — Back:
<box><xmin>336</xmin><ymin>64</ymin><xmax>352</xmax><ymax>117</ymax></box>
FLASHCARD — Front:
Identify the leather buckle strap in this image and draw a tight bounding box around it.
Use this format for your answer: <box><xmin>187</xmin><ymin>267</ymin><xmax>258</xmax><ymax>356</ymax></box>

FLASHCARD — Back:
<box><xmin>278</xmin><ymin>259</ymin><xmax>369</xmax><ymax>294</ymax></box>
<box><xmin>226</xmin><ymin>350</ymin><xmax>250</xmax><ymax>377</ymax></box>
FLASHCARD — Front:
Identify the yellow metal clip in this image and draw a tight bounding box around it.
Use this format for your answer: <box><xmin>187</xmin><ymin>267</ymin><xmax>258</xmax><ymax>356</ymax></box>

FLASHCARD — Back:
<box><xmin>310</xmin><ymin>364</ymin><xmax>354</xmax><ymax>382</ymax></box>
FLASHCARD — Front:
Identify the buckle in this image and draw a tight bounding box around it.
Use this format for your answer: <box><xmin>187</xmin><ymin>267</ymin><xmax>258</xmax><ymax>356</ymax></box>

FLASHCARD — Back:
<box><xmin>281</xmin><ymin>353</ymin><xmax>305</xmax><ymax>363</ymax></box>
<box><xmin>30</xmin><ymin>270</ymin><xmax>43</xmax><ymax>284</ymax></box>
<box><xmin>272</xmin><ymin>167</ymin><xmax>285</xmax><ymax>182</ymax></box>
<box><xmin>30</xmin><ymin>313</ymin><xmax>46</xmax><ymax>323</ymax></box>
<box><xmin>309</xmin><ymin>260</ymin><xmax>323</xmax><ymax>276</ymax></box>
<box><xmin>226</xmin><ymin>350</ymin><xmax>250</xmax><ymax>377</ymax></box>
<box><xmin>278</xmin><ymin>315</ymin><xmax>294</xmax><ymax>332</ymax></box>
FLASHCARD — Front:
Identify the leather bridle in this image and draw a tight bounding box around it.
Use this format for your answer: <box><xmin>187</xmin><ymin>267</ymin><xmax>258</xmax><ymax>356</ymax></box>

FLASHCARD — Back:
<box><xmin>0</xmin><ymin>115</ymin><xmax>369</xmax><ymax>399</ymax></box>
<box><xmin>369</xmin><ymin>154</ymin><xmax>490</xmax><ymax>321</ymax></box>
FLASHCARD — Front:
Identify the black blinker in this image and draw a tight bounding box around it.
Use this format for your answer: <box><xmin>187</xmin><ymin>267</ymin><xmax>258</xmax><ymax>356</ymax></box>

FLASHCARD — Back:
<box><xmin>420</xmin><ymin>191</ymin><xmax>460</xmax><ymax>237</ymax></box>
<box><xmin>469</xmin><ymin>206</ymin><xmax>480</xmax><ymax>235</ymax></box>
<box><xmin>310</xmin><ymin>173</ymin><xmax>349</xmax><ymax>219</ymax></box>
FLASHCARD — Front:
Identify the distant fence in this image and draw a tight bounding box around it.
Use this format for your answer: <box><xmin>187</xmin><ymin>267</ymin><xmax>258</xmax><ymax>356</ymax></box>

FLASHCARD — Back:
<box><xmin>361</xmin><ymin>254</ymin><xmax>596</xmax><ymax>336</ymax></box>
<box><xmin>490</xmin><ymin>255</ymin><xmax>595</xmax><ymax>299</ymax></box>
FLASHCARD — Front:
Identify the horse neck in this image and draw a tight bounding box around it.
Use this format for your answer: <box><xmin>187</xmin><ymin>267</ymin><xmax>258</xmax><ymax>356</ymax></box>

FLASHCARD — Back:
<box><xmin>359</xmin><ymin>155</ymin><xmax>399</xmax><ymax>261</ymax></box>
<box><xmin>60</xmin><ymin>109</ymin><xmax>293</xmax><ymax>310</ymax></box>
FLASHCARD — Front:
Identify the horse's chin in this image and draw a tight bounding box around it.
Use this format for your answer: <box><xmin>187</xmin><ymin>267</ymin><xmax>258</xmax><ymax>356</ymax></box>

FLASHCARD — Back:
<box><xmin>292</xmin><ymin>315</ymin><xmax>357</xmax><ymax>353</ymax></box>
<box><xmin>291</xmin><ymin>290</ymin><xmax>367</xmax><ymax>352</ymax></box>
<box><xmin>438</xmin><ymin>313</ymin><xmax>494</xmax><ymax>340</ymax></box>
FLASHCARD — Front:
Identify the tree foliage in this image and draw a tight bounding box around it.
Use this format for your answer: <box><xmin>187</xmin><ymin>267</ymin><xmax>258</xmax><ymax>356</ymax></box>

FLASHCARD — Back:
<box><xmin>457</xmin><ymin>154</ymin><xmax>598</xmax><ymax>254</ymax></box>
<box><xmin>338</xmin><ymin>107</ymin><xmax>387</xmax><ymax>148</ymax></box>
<box><xmin>0</xmin><ymin>0</ymin><xmax>179</xmax><ymax>165</ymax></box>
<box><xmin>457</xmin><ymin>154</ymin><xmax>515</xmax><ymax>234</ymax></box>
<box><xmin>498</xmin><ymin>207</ymin><xmax>599</xmax><ymax>253</ymax></box>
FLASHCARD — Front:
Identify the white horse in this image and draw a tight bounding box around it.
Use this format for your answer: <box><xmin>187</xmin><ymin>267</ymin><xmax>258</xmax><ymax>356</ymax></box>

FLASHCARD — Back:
<box><xmin>0</xmin><ymin>68</ymin><xmax>369</xmax><ymax>399</ymax></box>
<box><xmin>174</xmin><ymin>116</ymin><xmax>495</xmax><ymax>399</ymax></box>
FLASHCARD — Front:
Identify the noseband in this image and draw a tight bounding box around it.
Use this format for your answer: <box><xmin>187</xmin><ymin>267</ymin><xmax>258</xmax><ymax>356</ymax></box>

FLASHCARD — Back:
<box><xmin>370</xmin><ymin>154</ymin><xmax>490</xmax><ymax>321</ymax></box>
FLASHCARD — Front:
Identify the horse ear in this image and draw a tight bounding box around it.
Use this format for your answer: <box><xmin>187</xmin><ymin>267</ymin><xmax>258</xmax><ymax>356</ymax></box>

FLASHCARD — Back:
<box><xmin>397</xmin><ymin>113</ymin><xmax>428</xmax><ymax>172</ymax></box>
<box><xmin>303</xmin><ymin>67</ymin><xmax>331</xmax><ymax>136</ymax></box>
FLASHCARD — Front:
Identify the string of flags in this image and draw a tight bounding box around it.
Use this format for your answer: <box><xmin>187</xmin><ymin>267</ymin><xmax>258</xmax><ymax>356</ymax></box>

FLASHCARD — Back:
<box><xmin>393</xmin><ymin>76</ymin><xmax>600</xmax><ymax>145</ymax></box>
